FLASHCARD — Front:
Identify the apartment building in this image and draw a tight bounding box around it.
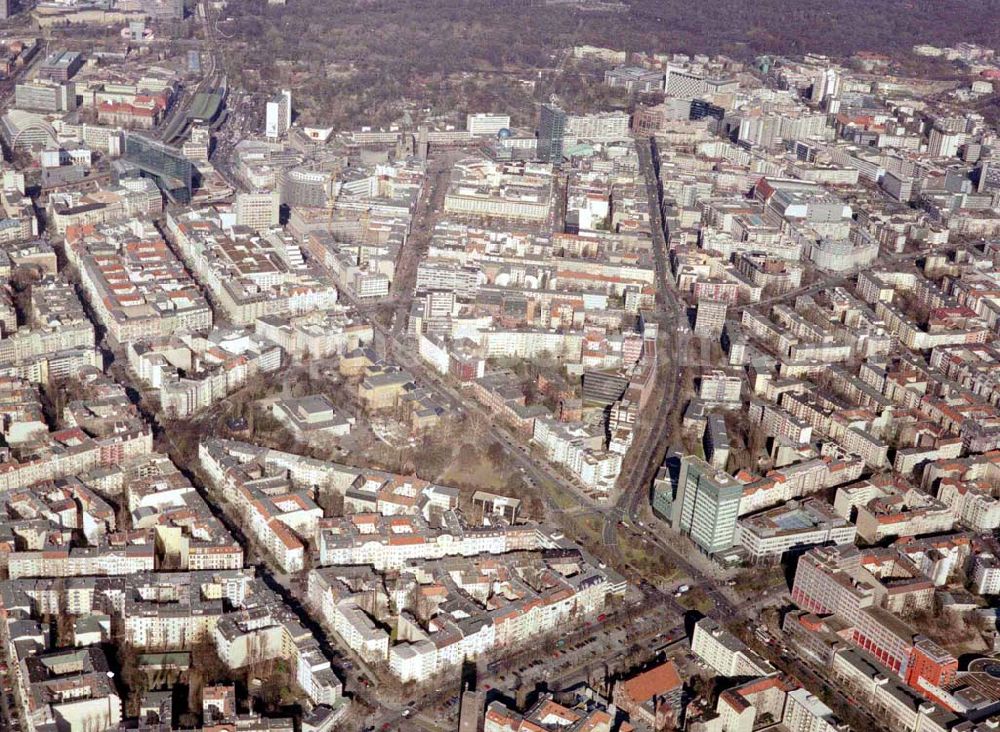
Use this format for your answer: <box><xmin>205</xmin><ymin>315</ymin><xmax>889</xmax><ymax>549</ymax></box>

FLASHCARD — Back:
<box><xmin>166</xmin><ymin>208</ymin><xmax>339</xmax><ymax>324</ymax></box>
<box><xmin>202</xmin><ymin>444</ymin><xmax>322</xmax><ymax>572</ymax></box>
<box><xmin>691</xmin><ymin>618</ymin><xmax>776</xmax><ymax>678</ymax></box>
<box><xmin>128</xmin><ymin>329</ymin><xmax>282</xmax><ymax>418</ymax></box>
<box><xmin>612</xmin><ymin>660</ymin><xmax>684</xmax><ymax>730</ymax></box>
<box><xmin>484</xmin><ymin>696</ymin><xmax>613</xmax><ymax>732</ymax></box>
<box><xmin>695</xmin><ymin>298</ymin><xmax>728</xmax><ymax>337</ymax></box>
<box><xmin>565</xmin><ymin>111</ymin><xmax>631</xmax><ymax>142</ymax></box>
<box><xmin>48</xmin><ymin>180</ymin><xmax>162</xmax><ymax>236</ymax></box>
<box><xmin>65</xmin><ymin>219</ymin><xmax>212</xmax><ymax>343</ymax></box>
<box><xmin>255</xmin><ymin>310</ymin><xmax>373</xmax><ymax>360</ymax></box>
<box><xmin>699</xmin><ymin>369</ymin><xmax>743</xmax><ymax>405</ymax></box>
<box><xmin>738</xmin><ymin>454</ymin><xmax>864</xmax><ymax>516</ymax></box>
<box><xmin>533</xmin><ymin>416</ymin><xmax>622</xmax><ymax>492</ymax></box>
<box><xmin>782</xmin><ymin>688</ymin><xmax>843</xmax><ymax>732</ymax></box>
<box><xmin>717</xmin><ymin>676</ymin><xmax>798</xmax><ymax>732</ymax></box>
<box><xmin>922</xmin><ymin>453</ymin><xmax>1000</xmax><ymax>532</ymax></box>
<box><xmin>833</xmin><ymin>477</ymin><xmax>955</xmax><ymax>543</ymax></box>
<box><xmin>213</xmin><ymin>602</ymin><xmax>341</xmax><ymax>706</ymax></box>
<box><xmin>20</xmin><ymin>648</ymin><xmax>122</xmax><ymax>732</ymax></box>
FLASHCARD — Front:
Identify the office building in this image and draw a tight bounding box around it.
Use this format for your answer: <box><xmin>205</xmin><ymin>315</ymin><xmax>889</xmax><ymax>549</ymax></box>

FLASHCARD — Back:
<box><xmin>123</xmin><ymin>133</ymin><xmax>195</xmax><ymax>204</ymax></box>
<box><xmin>466</xmin><ymin>113</ymin><xmax>511</xmax><ymax>135</ymax></box>
<box><xmin>182</xmin><ymin>126</ymin><xmax>211</xmax><ymax>162</ymax></box>
<box><xmin>690</xmin><ymin>99</ymin><xmax>726</xmax><ymax>121</ymax></box>
<box><xmin>565</xmin><ymin>112</ymin><xmax>631</xmax><ymax>142</ymax></box>
<box><xmin>234</xmin><ymin>191</ymin><xmax>281</xmax><ymax>231</ymax></box>
<box><xmin>671</xmin><ymin>455</ymin><xmax>743</xmax><ymax>554</ymax></box>
<box><xmin>632</xmin><ymin>99</ymin><xmax>692</xmax><ymax>134</ymax></box>
<box><xmin>38</xmin><ymin>51</ymin><xmax>83</xmax><ymax>82</ymax></box>
<box><xmin>0</xmin><ymin>109</ymin><xmax>58</xmax><ymax>150</ymax></box>
<box><xmin>664</xmin><ymin>66</ymin><xmax>707</xmax><ymax>98</ymax></box>
<box><xmin>265</xmin><ymin>89</ymin><xmax>292</xmax><ymax>140</ymax></box>
<box><xmin>737</xmin><ymin>499</ymin><xmax>857</xmax><ymax>564</ymax></box>
<box><xmin>536</xmin><ymin>104</ymin><xmax>565</xmax><ymax>166</ymax></box>
<box><xmin>281</xmin><ymin>168</ymin><xmax>332</xmax><ymax>208</ymax></box>
<box><xmin>14</xmin><ymin>81</ymin><xmax>76</xmax><ymax>113</ymax></box>
<box><xmin>604</xmin><ymin>66</ymin><xmax>663</xmax><ymax>93</ymax></box>
<box><xmin>442</xmin><ymin>158</ymin><xmax>553</xmax><ymax>222</ymax></box>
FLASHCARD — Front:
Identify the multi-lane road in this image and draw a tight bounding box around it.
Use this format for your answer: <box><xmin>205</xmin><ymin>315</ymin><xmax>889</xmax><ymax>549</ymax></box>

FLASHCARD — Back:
<box><xmin>233</xmin><ymin>136</ymin><xmax>907</xmax><ymax>726</ymax></box>
<box><xmin>386</xmin><ymin>151</ymin><xmax>460</xmax><ymax>338</ymax></box>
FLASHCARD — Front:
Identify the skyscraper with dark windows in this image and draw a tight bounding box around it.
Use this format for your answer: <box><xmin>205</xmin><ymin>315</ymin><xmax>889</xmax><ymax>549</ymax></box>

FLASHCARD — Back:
<box><xmin>123</xmin><ymin>133</ymin><xmax>195</xmax><ymax>204</ymax></box>
<box><xmin>689</xmin><ymin>98</ymin><xmax>725</xmax><ymax>122</ymax></box>
<box><xmin>537</xmin><ymin>103</ymin><xmax>566</xmax><ymax>166</ymax></box>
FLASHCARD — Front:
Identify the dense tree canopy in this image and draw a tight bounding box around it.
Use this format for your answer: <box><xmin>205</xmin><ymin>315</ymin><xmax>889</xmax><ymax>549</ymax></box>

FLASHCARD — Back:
<box><xmin>214</xmin><ymin>0</ymin><xmax>1000</xmax><ymax>126</ymax></box>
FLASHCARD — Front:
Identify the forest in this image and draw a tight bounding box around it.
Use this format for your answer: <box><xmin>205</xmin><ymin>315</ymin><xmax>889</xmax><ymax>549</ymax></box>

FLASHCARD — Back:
<box><xmin>211</xmin><ymin>0</ymin><xmax>1000</xmax><ymax>127</ymax></box>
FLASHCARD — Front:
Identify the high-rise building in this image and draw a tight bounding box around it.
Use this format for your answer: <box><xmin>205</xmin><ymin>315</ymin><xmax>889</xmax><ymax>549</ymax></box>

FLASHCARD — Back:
<box><xmin>704</xmin><ymin>414</ymin><xmax>730</xmax><ymax>471</ymax></box>
<box><xmin>694</xmin><ymin>298</ymin><xmax>727</xmax><ymax>337</ymax></box>
<box><xmin>458</xmin><ymin>690</ymin><xmax>485</xmax><ymax>732</ymax></box>
<box><xmin>927</xmin><ymin>126</ymin><xmax>963</xmax><ymax>158</ymax></box>
<box><xmin>671</xmin><ymin>455</ymin><xmax>742</xmax><ymax>554</ymax></box>
<box><xmin>536</xmin><ymin>104</ymin><xmax>565</xmax><ymax>166</ymax></box>
<box><xmin>978</xmin><ymin>160</ymin><xmax>1000</xmax><ymax>193</ymax></box>
<box><xmin>664</xmin><ymin>66</ymin><xmax>707</xmax><ymax>98</ymax></box>
<box><xmin>234</xmin><ymin>191</ymin><xmax>280</xmax><ymax>231</ymax></box>
<box><xmin>265</xmin><ymin>89</ymin><xmax>292</xmax><ymax>140</ymax></box>
<box><xmin>810</xmin><ymin>68</ymin><xmax>840</xmax><ymax>105</ymax></box>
